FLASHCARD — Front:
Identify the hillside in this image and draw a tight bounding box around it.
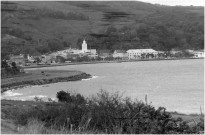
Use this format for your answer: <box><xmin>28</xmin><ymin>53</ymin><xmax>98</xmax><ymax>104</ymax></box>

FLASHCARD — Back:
<box><xmin>1</xmin><ymin>1</ymin><xmax>204</xmax><ymax>59</ymax></box>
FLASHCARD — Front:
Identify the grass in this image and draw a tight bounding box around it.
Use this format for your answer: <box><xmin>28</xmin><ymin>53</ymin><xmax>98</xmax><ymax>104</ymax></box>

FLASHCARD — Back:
<box><xmin>1</xmin><ymin>90</ymin><xmax>204</xmax><ymax>134</ymax></box>
<box><xmin>1</xmin><ymin>70</ymin><xmax>83</xmax><ymax>85</ymax></box>
<box><xmin>1</xmin><ymin>70</ymin><xmax>91</xmax><ymax>92</ymax></box>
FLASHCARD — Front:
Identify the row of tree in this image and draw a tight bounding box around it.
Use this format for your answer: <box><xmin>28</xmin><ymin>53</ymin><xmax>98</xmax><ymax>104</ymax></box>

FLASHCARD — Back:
<box><xmin>1</xmin><ymin>60</ymin><xmax>21</xmax><ymax>78</ymax></box>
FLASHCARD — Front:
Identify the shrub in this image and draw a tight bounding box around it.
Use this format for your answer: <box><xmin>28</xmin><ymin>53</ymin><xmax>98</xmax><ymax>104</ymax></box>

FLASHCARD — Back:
<box><xmin>1</xmin><ymin>61</ymin><xmax>21</xmax><ymax>78</ymax></box>
<box><xmin>34</xmin><ymin>96</ymin><xmax>43</xmax><ymax>102</ymax></box>
<box><xmin>56</xmin><ymin>90</ymin><xmax>86</xmax><ymax>104</ymax></box>
<box><xmin>3</xmin><ymin>90</ymin><xmax>204</xmax><ymax>134</ymax></box>
<box><xmin>56</xmin><ymin>90</ymin><xmax>72</xmax><ymax>103</ymax></box>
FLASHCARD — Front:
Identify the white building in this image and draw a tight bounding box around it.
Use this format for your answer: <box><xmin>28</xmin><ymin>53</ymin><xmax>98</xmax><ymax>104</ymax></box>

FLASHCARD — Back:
<box><xmin>87</xmin><ymin>49</ymin><xmax>97</xmax><ymax>55</ymax></box>
<box><xmin>82</xmin><ymin>40</ymin><xmax>88</xmax><ymax>53</ymax></box>
<box><xmin>113</xmin><ymin>50</ymin><xmax>128</xmax><ymax>59</ymax></box>
<box><xmin>127</xmin><ymin>49</ymin><xmax>158</xmax><ymax>59</ymax></box>
<box><xmin>81</xmin><ymin>40</ymin><xmax>97</xmax><ymax>55</ymax></box>
<box><xmin>50</xmin><ymin>40</ymin><xmax>96</xmax><ymax>59</ymax></box>
<box><xmin>193</xmin><ymin>50</ymin><xmax>204</xmax><ymax>58</ymax></box>
<box><xmin>71</xmin><ymin>49</ymin><xmax>82</xmax><ymax>54</ymax></box>
<box><xmin>27</xmin><ymin>54</ymin><xmax>35</xmax><ymax>62</ymax></box>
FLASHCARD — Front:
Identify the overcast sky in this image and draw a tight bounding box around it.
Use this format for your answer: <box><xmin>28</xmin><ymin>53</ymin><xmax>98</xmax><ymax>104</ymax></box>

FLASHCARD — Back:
<box><xmin>136</xmin><ymin>0</ymin><xmax>204</xmax><ymax>6</ymax></box>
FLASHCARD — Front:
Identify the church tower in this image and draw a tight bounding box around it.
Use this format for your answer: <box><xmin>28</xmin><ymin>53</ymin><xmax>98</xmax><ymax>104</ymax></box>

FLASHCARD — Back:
<box><xmin>82</xmin><ymin>39</ymin><xmax>87</xmax><ymax>53</ymax></box>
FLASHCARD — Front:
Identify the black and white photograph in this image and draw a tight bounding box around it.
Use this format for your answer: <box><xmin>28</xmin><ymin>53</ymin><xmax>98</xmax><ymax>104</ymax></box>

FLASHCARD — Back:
<box><xmin>1</xmin><ymin>0</ymin><xmax>204</xmax><ymax>134</ymax></box>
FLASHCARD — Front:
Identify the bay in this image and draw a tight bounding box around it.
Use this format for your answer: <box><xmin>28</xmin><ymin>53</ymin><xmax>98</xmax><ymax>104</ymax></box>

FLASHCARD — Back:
<box><xmin>2</xmin><ymin>59</ymin><xmax>204</xmax><ymax>114</ymax></box>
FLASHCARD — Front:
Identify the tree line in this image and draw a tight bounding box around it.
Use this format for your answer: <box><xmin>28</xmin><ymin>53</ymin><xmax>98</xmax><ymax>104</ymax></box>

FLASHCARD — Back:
<box><xmin>1</xmin><ymin>60</ymin><xmax>22</xmax><ymax>78</ymax></box>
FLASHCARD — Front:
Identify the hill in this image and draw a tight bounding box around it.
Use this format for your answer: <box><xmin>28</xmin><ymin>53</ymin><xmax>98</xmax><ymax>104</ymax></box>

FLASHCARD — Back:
<box><xmin>1</xmin><ymin>1</ymin><xmax>204</xmax><ymax>59</ymax></box>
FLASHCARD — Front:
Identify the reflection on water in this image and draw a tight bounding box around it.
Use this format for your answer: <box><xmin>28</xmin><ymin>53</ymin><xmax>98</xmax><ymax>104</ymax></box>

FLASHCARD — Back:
<box><xmin>2</xmin><ymin>59</ymin><xmax>204</xmax><ymax>114</ymax></box>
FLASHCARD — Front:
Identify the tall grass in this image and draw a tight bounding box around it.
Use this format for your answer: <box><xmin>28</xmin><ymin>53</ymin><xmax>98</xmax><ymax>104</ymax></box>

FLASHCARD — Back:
<box><xmin>18</xmin><ymin>118</ymin><xmax>45</xmax><ymax>134</ymax></box>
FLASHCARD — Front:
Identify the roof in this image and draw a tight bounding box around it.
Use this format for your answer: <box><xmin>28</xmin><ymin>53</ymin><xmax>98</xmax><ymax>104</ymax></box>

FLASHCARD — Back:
<box><xmin>114</xmin><ymin>50</ymin><xmax>126</xmax><ymax>53</ymax></box>
<box><xmin>10</xmin><ymin>54</ymin><xmax>24</xmax><ymax>59</ymax></box>
<box><xmin>127</xmin><ymin>49</ymin><xmax>157</xmax><ymax>53</ymax></box>
<box><xmin>194</xmin><ymin>50</ymin><xmax>204</xmax><ymax>53</ymax></box>
<box><xmin>56</xmin><ymin>55</ymin><xmax>66</xmax><ymax>59</ymax></box>
<box><xmin>88</xmin><ymin>49</ymin><xmax>96</xmax><ymax>51</ymax></box>
<box><xmin>98</xmin><ymin>50</ymin><xmax>111</xmax><ymax>53</ymax></box>
<box><xmin>158</xmin><ymin>51</ymin><xmax>165</xmax><ymax>53</ymax></box>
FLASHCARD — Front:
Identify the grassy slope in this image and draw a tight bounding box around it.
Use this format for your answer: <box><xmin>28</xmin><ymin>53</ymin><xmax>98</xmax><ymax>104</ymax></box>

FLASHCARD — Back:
<box><xmin>1</xmin><ymin>1</ymin><xmax>130</xmax><ymax>45</ymax></box>
<box><xmin>2</xmin><ymin>1</ymin><xmax>203</xmax><ymax>48</ymax></box>
<box><xmin>2</xmin><ymin>1</ymin><xmax>101</xmax><ymax>44</ymax></box>
<box><xmin>1</xmin><ymin>70</ymin><xmax>82</xmax><ymax>85</ymax></box>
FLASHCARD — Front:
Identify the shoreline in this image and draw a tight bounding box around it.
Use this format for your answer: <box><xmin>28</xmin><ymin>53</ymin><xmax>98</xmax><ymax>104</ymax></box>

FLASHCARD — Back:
<box><xmin>1</xmin><ymin>60</ymin><xmax>203</xmax><ymax>117</ymax></box>
<box><xmin>1</xmin><ymin>70</ymin><xmax>92</xmax><ymax>93</ymax></box>
<box><xmin>23</xmin><ymin>57</ymin><xmax>203</xmax><ymax>69</ymax></box>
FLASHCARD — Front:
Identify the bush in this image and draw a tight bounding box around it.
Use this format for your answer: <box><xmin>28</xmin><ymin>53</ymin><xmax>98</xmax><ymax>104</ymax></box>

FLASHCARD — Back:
<box><xmin>3</xmin><ymin>90</ymin><xmax>204</xmax><ymax>134</ymax></box>
<box><xmin>56</xmin><ymin>91</ymin><xmax>86</xmax><ymax>104</ymax></box>
<box><xmin>1</xmin><ymin>61</ymin><xmax>21</xmax><ymax>78</ymax></box>
<box><xmin>56</xmin><ymin>90</ymin><xmax>72</xmax><ymax>103</ymax></box>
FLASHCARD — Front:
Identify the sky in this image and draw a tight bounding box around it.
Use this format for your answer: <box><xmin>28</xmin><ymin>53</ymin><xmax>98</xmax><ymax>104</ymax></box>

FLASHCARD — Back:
<box><xmin>136</xmin><ymin>0</ymin><xmax>205</xmax><ymax>6</ymax></box>
<box><xmin>3</xmin><ymin>0</ymin><xmax>205</xmax><ymax>6</ymax></box>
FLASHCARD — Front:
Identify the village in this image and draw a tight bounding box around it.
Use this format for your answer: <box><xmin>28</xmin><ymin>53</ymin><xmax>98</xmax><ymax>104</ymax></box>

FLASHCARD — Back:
<box><xmin>7</xmin><ymin>39</ymin><xmax>205</xmax><ymax>67</ymax></box>
<box><xmin>1</xmin><ymin>1</ymin><xmax>204</xmax><ymax>134</ymax></box>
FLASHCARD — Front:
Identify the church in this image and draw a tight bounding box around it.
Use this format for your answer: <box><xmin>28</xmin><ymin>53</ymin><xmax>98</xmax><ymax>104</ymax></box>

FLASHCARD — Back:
<box><xmin>81</xmin><ymin>39</ymin><xmax>96</xmax><ymax>55</ymax></box>
<box><xmin>81</xmin><ymin>40</ymin><xmax>88</xmax><ymax>53</ymax></box>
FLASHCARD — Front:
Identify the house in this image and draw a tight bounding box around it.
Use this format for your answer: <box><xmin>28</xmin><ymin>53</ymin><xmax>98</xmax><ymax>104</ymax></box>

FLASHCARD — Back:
<box><xmin>185</xmin><ymin>49</ymin><xmax>194</xmax><ymax>53</ymax></box>
<box><xmin>27</xmin><ymin>54</ymin><xmax>35</xmax><ymax>63</ymax></box>
<box><xmin>9</xmin><ymin>54</ymin><xmax>25</xmax><ymax>66</ymax></box>
<box><xmin>53</xmin><ymin>40</ymin><xmax>96</xmax><ymax>58</ymax></box>
<box><xmin>71</xmin><ymin>49</ymin><xmax>82</xmax><ymax>54</ymax></box>
<box><xmin>98</xmin><ymin>50</ymin><xmax>112</xmax><ymax>59</ymax></box>
<box><xmin>127</xmin><ymin>49</ymin><xmax>158</xmax><ymax>59</ymax></box>
<box><xmin>193</xmin><ymin>50</ymin><xmax>204</xmax><ymax>58</ymax></box>
<box><xmin>41</xmin><ymin>54</ymin><xmax>56</xmax><ymax>64</ymax></box>
<box><xmin>56</xmin><ymin>55</ymin><xmax>66</xmax><ymax>63</ymax></box>
<box><xmin>87</xmin><ymin>49</ymin><xmax>97</xmax><ymax>55</ymax></box>
<box><xmin>170</xmin><ymin>49</ymin><xmax>182</xmax><ymax>55</ymax></box>
<box><xmin>156</xmin><ymin>51</ymin><xmax>165</xmax><ymax>58</ymax></box>
<box><xmin>55</xmin><ymin>50</ymin><xmax>68</xmax><ymax>58</ymax></box>
<box><xmin>88</xmin><ymin>54</ymin><xmax>98</xmax><ymax>59</ymax></box>
<box><xmin>113</xmin><ymin>50</ymin><xmax>128</xmax><ymax>59</ymax></box>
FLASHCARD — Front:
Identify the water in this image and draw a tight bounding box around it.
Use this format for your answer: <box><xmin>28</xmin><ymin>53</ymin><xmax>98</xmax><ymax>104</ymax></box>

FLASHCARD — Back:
<box><xmin>2</xmin><ymin>59</ymin><xmax>204</xmax><ymax>114</ymax></box>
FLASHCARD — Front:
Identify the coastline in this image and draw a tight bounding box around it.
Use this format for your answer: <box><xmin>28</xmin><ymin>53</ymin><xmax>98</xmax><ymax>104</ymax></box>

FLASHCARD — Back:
<box><xmin>1</xmin><ymin>70</ymin><xmax>92</xmax><ymax>93</ymax></box>
<box><xmin>23</xmin><ymin>57</ymin><xmax>203</xmax><ymax>69</ymax></box>
<box><xmin>1</xmin><ymin>60</ymin><xmax>203</xmax><ymax>123</ymax></box>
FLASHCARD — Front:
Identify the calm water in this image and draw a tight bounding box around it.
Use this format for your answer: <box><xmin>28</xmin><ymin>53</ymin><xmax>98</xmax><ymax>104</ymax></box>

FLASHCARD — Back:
<box><xmin>2</xmin><ymin>59</ymin><xmax>204</xmax><ymax>114</ymax></box>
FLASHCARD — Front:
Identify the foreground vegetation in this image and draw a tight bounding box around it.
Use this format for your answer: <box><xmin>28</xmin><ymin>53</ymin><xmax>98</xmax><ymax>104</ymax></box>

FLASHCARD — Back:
<box><xmin>1</xmin><ymin>90</ymin><xmax>204</xmax><ymax>134</ymax></box>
